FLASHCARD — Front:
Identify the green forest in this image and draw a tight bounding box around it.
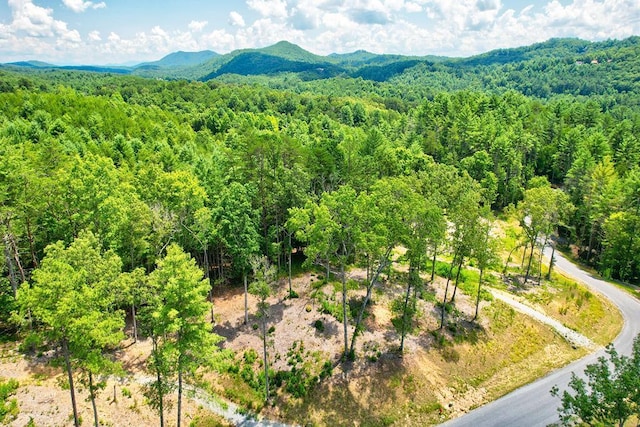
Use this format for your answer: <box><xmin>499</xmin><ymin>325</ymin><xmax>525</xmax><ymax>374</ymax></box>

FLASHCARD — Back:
<box><xmin>1</xmin><ymin>36</ymin><xmax>640</xmax><ymax>426</ymax></box>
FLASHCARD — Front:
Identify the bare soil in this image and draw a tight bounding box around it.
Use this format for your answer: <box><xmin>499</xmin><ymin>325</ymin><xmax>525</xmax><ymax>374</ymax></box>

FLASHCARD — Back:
<box><xmin>0</xmin><ymin>261</ymin><xmax>620</xmax><ymax>427</ymax></box>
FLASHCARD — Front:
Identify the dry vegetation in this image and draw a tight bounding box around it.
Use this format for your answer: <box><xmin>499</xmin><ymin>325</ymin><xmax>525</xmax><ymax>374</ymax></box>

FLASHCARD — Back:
<box><xmin>0</xmin><ymin>220</ymin><xmax>625</xmax><ymax>426</ymax></box>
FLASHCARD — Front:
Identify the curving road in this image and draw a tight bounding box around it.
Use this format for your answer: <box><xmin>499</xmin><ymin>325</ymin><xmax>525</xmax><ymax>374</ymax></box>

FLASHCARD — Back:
<box><xmin>441</xmin><ymin>248</ymin><xmax>640</xmax><ymax>427</ymax></box>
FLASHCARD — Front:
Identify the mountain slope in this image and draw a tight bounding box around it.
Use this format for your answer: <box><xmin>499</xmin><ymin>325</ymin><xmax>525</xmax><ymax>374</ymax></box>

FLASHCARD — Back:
<box><xmin>135</xmin><ymin>50</ymin><xmax>218</xmax><ymax>69</ymax></box>
<box><xmin>201</xmin><ymin>51</ymin><xmax>344</xmax><ymax>80</ymax></box>
<box><xmin>3</xmin><ymin>37</ymin><xmax>640</xmax><ymax>101</ymax></box>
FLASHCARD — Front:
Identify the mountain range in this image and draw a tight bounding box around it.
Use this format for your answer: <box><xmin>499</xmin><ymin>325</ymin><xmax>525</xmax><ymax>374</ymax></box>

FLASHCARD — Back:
<box><xmin>3</xmin><ymin>37</ymin><xmax>640</xmax><ymax>99</ymax></box>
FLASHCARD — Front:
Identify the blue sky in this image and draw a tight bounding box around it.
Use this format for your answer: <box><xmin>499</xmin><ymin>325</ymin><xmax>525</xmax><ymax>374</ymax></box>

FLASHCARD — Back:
<box><xmin>1</xmin><ymin>0</ymin><xmax>639</xmax><ymax>64</ymax></box>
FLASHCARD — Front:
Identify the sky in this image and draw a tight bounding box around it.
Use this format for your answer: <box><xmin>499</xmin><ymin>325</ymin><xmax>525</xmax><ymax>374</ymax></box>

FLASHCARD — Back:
<box><xmin>0</xmin><ymin>0</ymin><xmax>639</xmax><ymax>65</ymax></box>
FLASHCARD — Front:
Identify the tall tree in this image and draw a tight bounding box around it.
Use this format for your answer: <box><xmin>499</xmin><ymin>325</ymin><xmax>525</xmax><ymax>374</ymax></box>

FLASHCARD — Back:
<box><xmin>472</xmin><ymin>216</ymin><xmax>497</xmax><ymax>321</ymax></box>
<box><xmin>115</xmin><ymin>267</ymin><xmax>148</xmax><ymax>343</ymax></box>
<box><xmin>249</xmin><ymin>255</ymin><xmax>277</xmax><ymax>401</ymax></box>
<box><xmin>518</xmin><ymin>181</ymin><xmax>573</xmax><ymax>282</ymax></box>
<box><xmin>217</xmin><ymin>182</ymin><xmax>260</xmax><ymax>324</ymax></box>
<box><xmin>147</xmin><ymin>243</ymin><xmax>221</xmax><ymax>427</ymax></box>
<box><xmin>551</xmin><ymin>336</ymin><xmax>640</xmax><ymax>427</ymax></box>
<box><xmin>295</xmin><ymin>185</ymin><xmax>360</xmax><ymax>359</ymax></box>
<box><xmin>18</xmin><ymin>231</ymin><xmax>124</xmax><ymax>427</ymax></box>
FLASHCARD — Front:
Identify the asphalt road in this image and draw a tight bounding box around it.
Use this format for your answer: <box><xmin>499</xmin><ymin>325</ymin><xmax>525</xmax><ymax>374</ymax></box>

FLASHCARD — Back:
<box><xmin>440</xmin><ymin>248</ymin><xmax>640</xmax><ymax>427</ymax></box>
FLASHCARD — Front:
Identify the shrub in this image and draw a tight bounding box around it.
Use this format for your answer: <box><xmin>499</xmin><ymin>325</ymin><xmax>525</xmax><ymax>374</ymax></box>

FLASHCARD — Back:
<box><xmin>319</xmin><ymin>360</ymin><xmax>333</xmax><ymax>379</ymax></box>
<box><xmin>243</xmin><ymin>349</ymin><xmax>258</xmax><ymax>364</ymax></box>
<box><xmin>0</xmin><ymin>378</ymin><xmax>19</xmax><ymax>423</ymax></box>
<box><xmin>312</xmin><ymin>319</ymin><xmax>324</xmax><ymax>332</ymax></box>
<box><xmin>18</xmin><ymin>332</ymin><xmax>43</xmax><ymax>354</ymax></box>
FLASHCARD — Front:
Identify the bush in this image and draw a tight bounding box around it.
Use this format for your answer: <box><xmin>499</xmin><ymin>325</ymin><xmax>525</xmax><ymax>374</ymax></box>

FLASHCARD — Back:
<box><xmin>319</xmin><ymin>360</ymin><xmax>333</xmax><ymax>379</ymax></box>
<box><xmin>312</xmin><ymin>319</ymin><xmax>324</xmax><ymax>332</ymax></box>
<box><xmin>18</xmin><ymin>332</ymin><xmax>43</xmax><ymax>354</ymax></box>
<box><xmin>551</xmin><ymin>336</ymin><xmax>640</xmax><ymax>426</ymax></box>
<box><xmin>240</xmin><ymin>365</ymin><xmax>258</xmax><ymax>390</ymax></box>
<box><xmin>243</xmin><ymin>349</ymin><xmax>258</xmax><ymax>364</ymax></box>
<box><xmin>0</xmin><ymin>379</ymin><xmax>19</xmax><ymax>423</ymax></box>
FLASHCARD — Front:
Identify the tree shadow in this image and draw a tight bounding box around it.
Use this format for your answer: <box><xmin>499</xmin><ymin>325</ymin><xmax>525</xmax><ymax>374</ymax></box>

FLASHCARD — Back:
<box><xmin>310</xmin><ymin>316</ymin><xmax>340</xmax><ymax>338</ymax></box>
<box><xmin>214</xmin><ymin>320</ymin><xmax>243</xmax><ymax>342</ymax></box>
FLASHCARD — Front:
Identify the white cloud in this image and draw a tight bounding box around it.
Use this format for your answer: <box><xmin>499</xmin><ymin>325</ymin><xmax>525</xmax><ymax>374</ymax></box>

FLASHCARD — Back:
<box><xmin>88</xmin><ymin>30</ymin><xmax>101</xmax><ymax>41</ymax></box>
<box><xmin>5</xmin><ymin>0</ymin><xmax>83</xmax><ymax>41</ymax></box>
<box><xmin>1</xmin><ymin>0</ymin><xmax>640</xmax><ymax>65</ymax></box>
<box><xmin>247</xmin><ymin>0</ymin><xmax>289</xmax><ymax>18</ymax></box>
<box><xmin>229</xmin><ymin>11</ymin><xmax>246</xmax><ymax>27</ymax></box>
<box><xmin>404</xmin><ymin>2</ymin><xmax>423</xmax><ymax>13</ymax></box>
<box><xmin>62</xmin><ymin>0</ymin><xmax>106</xmax><ymax>13</ymax></box>
<box><xmin>150</xmin><ymin>25</ymin><xmax>167</xmax><ymax>38</ymax></box>
<box><xmin>188</xmin><ymin>20</ymin><xmax>208</xmax><ymax>32</ymax></box>
<box><xmin>107</xmin><ymin>31</ymin><xmax>120</xmax><ymax>42</ymax></box>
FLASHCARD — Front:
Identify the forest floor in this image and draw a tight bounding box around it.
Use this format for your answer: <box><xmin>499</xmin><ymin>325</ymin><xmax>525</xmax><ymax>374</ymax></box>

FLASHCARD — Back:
<box><xmin>0</xmin><ymin>257</ymin><xmax>622</xmax><ymax>427</ymax></box>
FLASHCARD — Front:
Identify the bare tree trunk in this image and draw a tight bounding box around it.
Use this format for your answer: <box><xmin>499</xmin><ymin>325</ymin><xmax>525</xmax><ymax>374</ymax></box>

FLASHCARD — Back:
<box><xmin>63</xmin><ymin>338</ymin><xmax>80</xmax><ymax>427</ymax></box>
<box><xmin>203</xmin><ymin>247</ymin><xmax>214</xmax><ymax>324</ymax></box>
<box><xmin>586</xmin><ymin>222</ymin><xmax>596</xmax><ymax>263</ymax></box>
<box><xmin>504</xmin><ymin>243</ymin><xmax>522</xmax><ymax>274</ymax></box>
<box><xmin>349</xmin><ymin>248</ymin><xmax>392</xmax><ymax>356</ymax></box>
<box><xmin>341</xmin><ymin>259</ymin><xmax>349</xmax><ymax>359</ymax></box>
<box><xmin>177</xmin><ymin>365</ymin><xmax>182</xmax><ymax>427</ymax></box>
<box><xmin>288</xmin><ymin>232</ymin><xmax>292</xmax><ymax>296</ymax></box>
<box><xmin>399</xmin><ymin>262</ymin><xmax>417</xmax><ymax>353</ymax></box>
<box><xmin>3</xmin><ymin>236</ymin><xmax>17</xmax><ymax>298</ymax></box>
<box><xmin>132</xmin><ymin>303</ymin><xmax>138</xmax><ymax>343</ymax></box>
<box><xmin>219</xmin><ymin>249</ymin><xmax>224</xmax><ymax>283</ymax></box>
<box><xmin>546</xmin><ymin>242</ymin><xmax>556</xmax><ymax>280</ymax></box>
<box><xmin>525</xmin><ymin>235</ymin><xmax>537</xmax><ymax>283</ymax></box>
<box><xmin>430</xmin><ymin>247</ymin><xmax>437</xmax><ymax>283</ymax></box>
<box><xmin>262</xmin><ymin>318</ymin><xmax>270</xmax><ymax>401</ymax></box>
<box><xmin>449</xmin><ymin>256</ymin><xmax>464</xmax><ymax>302</ymax></box>
<box><xmin>366</xmin><ymin>253</ymin><xmax>370</xmax><ymax>283</ymax></box>
<box><xmin>244</xmin><ymin>273</ymin><xmax>249</xmax><ymax>325</ymax></box>
<box><xmin>152</xmin><ymin>337</ymin><xmax>165</xmax><ymax>427</ymax></box>
<box><xmin>89</xmin><ymin>371</ymin><xmax>99</xmax><ymax>427</ymax></box>
<box><xmin>440</xmin><ymin>251</ymin><xmax>458</xmax><ymax>330</ymax></box>
<box><xmin>538</xmin><ymin>237</ymin><xmax>548</xmax><ymax>283</ymax></box>
<box><xmin>474</xmin><ymin>268</ymin><xmax>484</xmax><ymax>321</ymax></box>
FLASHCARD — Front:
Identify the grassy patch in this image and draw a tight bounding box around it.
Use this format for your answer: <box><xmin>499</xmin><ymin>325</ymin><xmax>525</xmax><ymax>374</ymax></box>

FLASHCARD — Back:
<box><xmin>433</xmin><ymin>300</ymin><xmax>585</xmax><ymax>408</ymax></box>
<box><xmin>189</xmin><ymin>407</ymin><xmax>233</xmax><ymax>427</ymax></box>
<box><xmin>519</xmin><ymin>270</ymin><xmax>621</xmax><ymax>345</ymax></box>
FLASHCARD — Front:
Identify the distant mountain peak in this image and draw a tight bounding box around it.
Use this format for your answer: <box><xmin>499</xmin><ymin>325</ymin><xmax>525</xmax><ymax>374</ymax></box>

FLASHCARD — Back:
<box><xmin>136</xmin><ymin>50</ymin><xmax>219</xmax><ymax>69</ymax></box>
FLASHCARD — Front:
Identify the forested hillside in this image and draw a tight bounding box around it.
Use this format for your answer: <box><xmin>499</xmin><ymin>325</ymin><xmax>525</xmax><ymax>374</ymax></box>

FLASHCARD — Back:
<box><xmin>1</xmin><ymin>37</ymin><xmax>640</xmax><ymax>425</ymax></box>
<box><xmin>0</xmin><ymin>69</ymin><xmax>637</xmax><ymax>286</ymax></box>
<box><xmin>4</xmin><ymin>37</ymin><xmax>640</xmax><ymax>101</ymax></box>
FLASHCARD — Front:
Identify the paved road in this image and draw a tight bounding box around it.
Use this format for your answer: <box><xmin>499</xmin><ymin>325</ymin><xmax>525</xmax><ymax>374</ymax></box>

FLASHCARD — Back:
<box><xmin>441</xmin><ymin>248</ymin><xmax>640</xmax><ymax>427</ymax></box>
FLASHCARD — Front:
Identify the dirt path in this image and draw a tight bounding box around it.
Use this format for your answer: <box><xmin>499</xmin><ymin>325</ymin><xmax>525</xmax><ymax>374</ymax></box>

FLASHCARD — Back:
<box><xmin>489</xmin><ymin>289</ymin><xmax>596</xmax><ymax>350</ymax></box>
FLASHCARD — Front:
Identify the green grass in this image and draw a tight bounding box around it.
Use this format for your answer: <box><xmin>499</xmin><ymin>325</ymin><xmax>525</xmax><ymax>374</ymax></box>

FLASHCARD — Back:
<box><xmin>0</xmin><ymin>378</ymin><xmax>19</xmax><ymax>423</ymax></box>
